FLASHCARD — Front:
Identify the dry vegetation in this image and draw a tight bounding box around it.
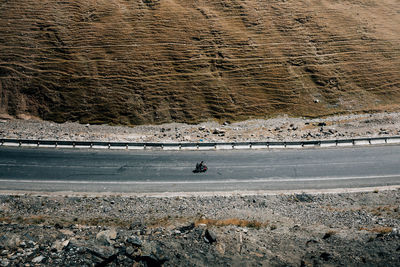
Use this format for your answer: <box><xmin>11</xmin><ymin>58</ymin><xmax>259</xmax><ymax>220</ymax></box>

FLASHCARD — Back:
<box><xmin>0</xmin><ymin>0</ymin><xmax>399</xmax><ymax>125</ymax></box>
<box><xmin>195</xmin><ymin>218</ymin><xmax>265</xmax><ymax>228</ymax></box>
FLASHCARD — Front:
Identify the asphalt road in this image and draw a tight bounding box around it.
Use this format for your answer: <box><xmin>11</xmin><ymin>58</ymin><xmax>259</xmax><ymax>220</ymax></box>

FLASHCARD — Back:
<box><xmin>0</xmin><ymin>145</ymin><xmax>399</xmax><ymax>193</ymax></box>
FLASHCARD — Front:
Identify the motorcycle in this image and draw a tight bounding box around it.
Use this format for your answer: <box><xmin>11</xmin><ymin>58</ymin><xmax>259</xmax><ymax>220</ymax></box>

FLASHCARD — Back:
<box><xmin>193</xmin><ymin>162</ymin><xmax>208</xmax><ymax>173</ymax></box>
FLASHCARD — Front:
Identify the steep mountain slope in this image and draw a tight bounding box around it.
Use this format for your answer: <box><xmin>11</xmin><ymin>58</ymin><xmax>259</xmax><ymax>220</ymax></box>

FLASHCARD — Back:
<box><xmin>0</xmin><ymin>0</ymin><xmax>399</xmax><ymax>125</ymax></box>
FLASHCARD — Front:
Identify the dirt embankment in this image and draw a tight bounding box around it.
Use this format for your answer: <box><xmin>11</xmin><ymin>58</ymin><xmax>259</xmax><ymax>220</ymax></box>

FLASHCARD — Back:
<box><xmin>1</xmin><ymin>0</ymin><xmax>399</xmax><ymax>125</ymax></box>
<box><xmin>0</xmin><ymin>190</ymin><xmax>399</xmax><ymax>266</ymax></box>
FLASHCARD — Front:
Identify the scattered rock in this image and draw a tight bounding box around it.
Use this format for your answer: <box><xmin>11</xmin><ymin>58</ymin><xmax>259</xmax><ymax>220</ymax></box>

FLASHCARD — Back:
<box><xmin>84</xmin><ymin>242</ymin><xmax>118</xmax><ymax>260</ymax></box>
<box><xmin>31</xmin><ymin>255</ymin><xmax>45</xmax><ymax>263</ymax></box>
<box><xmin>2</xmin><ymin>111</ymin><xmax>400</xmax><ymax>143</ymax></box>
<box><xmin>51</xmin><ymin>240</ymin><xmax>69</xmax><ymax>252</ymax></box>
<box><xmin>320</xmin><ymin>252</ymin><xmax>331</xmax><ymax>261</ymax></box>
<box><xmin>134</xmin><ymin>255</ymin><xmax>168</xmax><ymax>267</ymax></box>
<box><xmin>323</xmin><ymin>232</ymin><xmax>334</xmax><ymax>240</ymax></box>
<box><xmin>125</xmin><ymin>246</ymin><xmax>135</xmax><ymax>255</ymax></box>
<box><xmin>212</xmin><ymin>128</ymin><xmax>225</xmax><ymax>134</ymax></box>
<box><xmin>126</xmin><ymin>235</ymin><xmax>142</xmax><ymax>247</ymax></box>
<box><xmin>0</xmin><ymin>234</ymin><xmax>21</xmax><ymax>249</ymax></box>
<box><xmin>129</xmin><ymin>221</ymin><xmax>143</xmax><ymax>230</ymax></box>
<box><xmin>0</xmin><ymin>189</ymin><xmax>399</xmax><ymax>266</ymax></box>
<box><xmin>96</xmin><ymin>229</ymin><xmax>117</xmax><ymax>246</ymax></box>
<box><xmin>178</xmin><ymin>223</ymin><xmax>195</xmax><ymax>233</ymax></box>
<box><xmin>0</xmin><ymin>259</ymin><xmax>10</xmax><ymax>267</ymax></box>
<box><xmin>204</xmin><ymin>229</ymin><xmax>217</xmax><ymax>243</ymax></box>
<box><xmin>59</xmin><ymin>229</ymin><xmax>74</xmax><ymax>236</ymax></box>
<box><xmin>306</xmin><ymin>239</ymin><xmax>318</xmax><ymax>246</ymax></box>
<box><xmin>139</xmin><ymin>241</ymin><xmax>169</xmax><ymax>265</ymax></box>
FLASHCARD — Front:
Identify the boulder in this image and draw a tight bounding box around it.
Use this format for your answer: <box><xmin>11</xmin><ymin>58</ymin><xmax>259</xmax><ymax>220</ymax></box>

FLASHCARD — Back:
<box><xmin>212</xmin><ymin>128</ymin><xmax>225</xmax><ymax>135</ymax></box>
<box><xmin>32</xmin><ymin>255</ymin><xmax>45</xmax><ymax>263</ymax></box>
<box><xmin>126</xmin><ymin>235</ymin><xmax>142</xmax><ymax>247</ymax></box>
<box><xmin>0</xmin><ymin>234</ymin><xmax>21</xmax><ymax>249</ymax></box>
<box><xmin>178</xmin><ymin>223</ymin><xmax>195</xmax><ymax>233</ymax></box>
<box><xmin>96</xmin><ymin>229</ymin><xmax>117</xmax><ymax>246</ymax></box>
<box><xmin>51</xmin><ymin>240</ymin><xmax>70</xmax><ymax>252</ymax></box>
<box><xmin>204</xmin><ymin>229</ymin><xmax>217</xmax><ymax>243</ymax></box>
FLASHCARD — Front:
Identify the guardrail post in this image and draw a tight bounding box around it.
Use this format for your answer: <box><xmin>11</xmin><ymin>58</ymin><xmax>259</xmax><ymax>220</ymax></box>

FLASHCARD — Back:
<box><xmin>55</xmin><ymin>142</ymin><xmax>58</xmax><ymax>148</ymax></box>
<box><xmin>19</xmin><ymin>141</ymin><xmax>22</xmax><ymax>147</ymax></box>
<box><xmin>318</xmin><ymin>141</ymin><xmax>321</xmax><ymax>146</ymax></box>
<box><xmin>37</xmin><ymin>141</ymin><xmax>40</xmax><ymax>147</ymax></box>
<box><xmin>108</xmin><ymin>143</ymin><xmax>111</xmax><ymax>149</ymax></box>
<box><xmin>368</xmin><ymin>138</ymin><xmax>371</xmax><ymax>145</ymax></box>
<box><xmin>385</xmin><ymin>138</ymin><xmax>388</xmax><ymax>143</ymax></box>
<box><xmin>352</xmin><ymin>139</ymin><xmax>355</xmax><ymax>145</ymax></box>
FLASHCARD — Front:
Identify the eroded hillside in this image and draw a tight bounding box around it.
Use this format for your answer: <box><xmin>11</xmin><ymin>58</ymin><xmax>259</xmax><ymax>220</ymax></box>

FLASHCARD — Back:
<box><xmin>0</xmin><ymin>0</ymin><xmax>399</xmax><ymax>125</ymax></box>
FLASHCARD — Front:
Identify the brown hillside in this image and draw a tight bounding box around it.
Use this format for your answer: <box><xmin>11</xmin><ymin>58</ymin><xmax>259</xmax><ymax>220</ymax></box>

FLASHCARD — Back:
<box><xmin>0</xmin><ymin>0</ymin><xmax>399</xmax><ymax>125</ymax></box>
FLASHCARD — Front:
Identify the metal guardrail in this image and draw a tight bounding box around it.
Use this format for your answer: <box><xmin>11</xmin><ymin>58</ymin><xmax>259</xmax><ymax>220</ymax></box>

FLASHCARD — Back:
<box><xmin>1</xmin><ymin>136</ymin><xmax>400</xmax><ymax>150</ymax></box>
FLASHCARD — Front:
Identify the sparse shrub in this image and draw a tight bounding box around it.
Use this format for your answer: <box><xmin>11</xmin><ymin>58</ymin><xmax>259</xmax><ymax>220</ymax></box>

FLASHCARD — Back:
<box><xmin>29</xmin><ymin>215</ymin><xmax>46</xmax><ymax>224</ymax></box>
<box><xmin>195</xmin><ymin>218</ymin><xmax>266</xmax><ymax>228</ymax></box>
<box><xmin>360</xmin><ymin>226</ymin><xmax>393</xmax><ymax>234</ymax></box>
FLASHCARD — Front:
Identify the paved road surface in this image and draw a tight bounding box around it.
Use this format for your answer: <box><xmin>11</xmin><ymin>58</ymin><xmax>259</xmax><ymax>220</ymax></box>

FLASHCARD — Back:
<box><xmin>0</xmin><ymin>146</ymin><xmax>399</xmax><ymax>193</ymax></box>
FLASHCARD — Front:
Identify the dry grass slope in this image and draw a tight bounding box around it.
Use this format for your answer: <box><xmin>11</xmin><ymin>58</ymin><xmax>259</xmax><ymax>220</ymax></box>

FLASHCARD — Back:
<box><xmin>0</xmin><ymin>0</ymin><xmax>399</xmax><ymax>125</ymax></box>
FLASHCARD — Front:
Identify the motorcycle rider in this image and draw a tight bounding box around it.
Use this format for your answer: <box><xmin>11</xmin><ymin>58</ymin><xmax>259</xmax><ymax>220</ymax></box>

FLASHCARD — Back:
<box><xmin>199</xmin><ymin>161</ymin><xmax>207</xmax><ymax>171</ymax></box>
<box><xmin>195</xmin><ymin>161</ymin><xmax>207</xmax><ymax>172</ymax></box>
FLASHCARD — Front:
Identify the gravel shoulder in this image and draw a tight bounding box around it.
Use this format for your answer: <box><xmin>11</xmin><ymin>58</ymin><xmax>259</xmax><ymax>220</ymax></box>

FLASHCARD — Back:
<box><xmin>0</xmin><ymin>189</ymin><xmax>399</xmax><ymax>266</ymax></box>
<box><xmin>1</xmin><ymin>112</ymin><xmax>400</xmax><ymax>143</ymax></box>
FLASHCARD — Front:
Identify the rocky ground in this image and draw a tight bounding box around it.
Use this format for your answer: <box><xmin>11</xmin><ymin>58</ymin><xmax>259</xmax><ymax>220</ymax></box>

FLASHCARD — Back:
<box><xmin>1</xmin><ymin>112</ymin><xmax>400</xmax><ymax>143</ymax></box>
<box><xmin>0</xmin><ymin>189</ymin><xmax>399</xmax><ymax>266</ymax></box>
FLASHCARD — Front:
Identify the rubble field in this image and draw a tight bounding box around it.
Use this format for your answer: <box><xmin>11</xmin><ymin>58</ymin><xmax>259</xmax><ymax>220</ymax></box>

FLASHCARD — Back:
<box><xmin>0</xmin><ymin>189</ymin><xmax>399</xmax><ymax>266</ymax></box>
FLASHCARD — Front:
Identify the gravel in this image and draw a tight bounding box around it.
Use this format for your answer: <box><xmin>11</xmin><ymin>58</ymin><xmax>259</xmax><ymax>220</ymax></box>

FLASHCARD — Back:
<box><xmin>0</xmin><ymin>190</ymin><xmax>399</xmax><ymax>266</ymax></box>
<box><xmin>1</xmin><ymin>112</ymin><xmax>400</xmax><ymax>143</ymax></box>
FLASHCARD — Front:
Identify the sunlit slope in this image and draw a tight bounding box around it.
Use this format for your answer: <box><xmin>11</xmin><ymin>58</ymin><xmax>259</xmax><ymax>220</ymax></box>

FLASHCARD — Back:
<box><xmin>0</xmin><ymin>0</ymin><xmax>399</xmax><ymax>124</ymax></box>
